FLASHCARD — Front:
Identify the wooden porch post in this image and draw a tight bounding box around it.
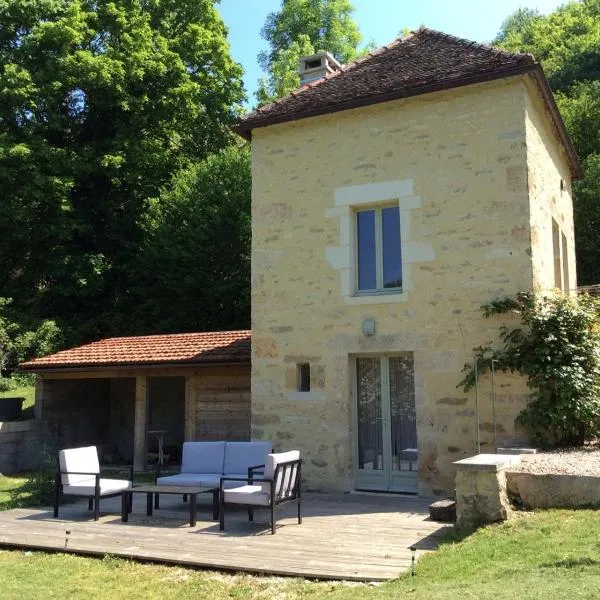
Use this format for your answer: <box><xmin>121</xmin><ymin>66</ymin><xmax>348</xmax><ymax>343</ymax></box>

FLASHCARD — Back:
<box><xmin>133</xmin><ymin>375</ymin><xmax>148</xmax><ymax>471</ymax></box>
<box><xmin>34</xmin><ymin>376</ymin><xmax>45</xmax><ymax>420</ymax></box>
<box><xmin>184</xmin><ymin>374</ymin><xmax>197</xmax><ymax>441</ymax></box>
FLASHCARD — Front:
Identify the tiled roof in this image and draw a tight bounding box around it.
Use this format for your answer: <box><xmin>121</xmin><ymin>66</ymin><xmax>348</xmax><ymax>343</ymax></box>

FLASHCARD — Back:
<box><xmin>20</xmin><ymin>330</ymin><xmax>251</xmax><ymax>370</ymax></box>
<box><xmin>235</xmin><ymin>27</ymin><xmax>581</xmax><ymax>178</ymax></box>
<box><xmin>236</xmin><ymin>28</ymin><xmax>536</xmax><ymax>135</ymax></box>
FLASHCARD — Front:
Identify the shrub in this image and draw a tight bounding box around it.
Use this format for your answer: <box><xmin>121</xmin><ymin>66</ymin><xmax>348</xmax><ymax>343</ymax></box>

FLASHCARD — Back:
<box><xmin>460</xmin><ymin>292</ymin><xmax>600</xmax><ymax>448</ymax></box>
<box><xmin>9</xmin><ymin>453</ymin><xmax>56</xmax><ymax>507</ymax></box>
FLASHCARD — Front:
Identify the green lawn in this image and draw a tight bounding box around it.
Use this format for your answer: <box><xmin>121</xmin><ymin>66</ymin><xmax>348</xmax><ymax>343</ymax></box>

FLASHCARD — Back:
<box><xmin>0</xmin><ymin>501</ymin><xmax>600</xmax><ymax>599</ymax></box>
<box><xmin>0</xmin><ymin>474</ymin><xmax>30</xmax><ymax>509</ymax></box>
<box><xmin>0</xmin><ymin>384</ymin><xmax>36</xmax><ymax>419</ymax></box>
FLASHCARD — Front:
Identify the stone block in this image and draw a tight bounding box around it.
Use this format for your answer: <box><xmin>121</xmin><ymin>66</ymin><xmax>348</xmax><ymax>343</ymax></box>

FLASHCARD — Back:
<box><xmin>429</xmin><ymin>498</ymin><xmax>456</xmax><ymax>522</ymax></box>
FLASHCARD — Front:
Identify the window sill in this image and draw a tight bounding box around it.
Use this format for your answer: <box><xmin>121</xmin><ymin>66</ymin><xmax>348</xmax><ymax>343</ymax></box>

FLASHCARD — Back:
<box><xmin>344</xmin><ymin>292</ymin><xmax>408</xmax><ymax>305</ymax></box>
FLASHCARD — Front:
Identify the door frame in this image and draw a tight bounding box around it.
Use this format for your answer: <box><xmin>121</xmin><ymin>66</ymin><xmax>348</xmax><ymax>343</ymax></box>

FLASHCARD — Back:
<box><xmin>350</xmin><ymin>353</ymin><xmax>418</xmax><ymax>493</ymax></box>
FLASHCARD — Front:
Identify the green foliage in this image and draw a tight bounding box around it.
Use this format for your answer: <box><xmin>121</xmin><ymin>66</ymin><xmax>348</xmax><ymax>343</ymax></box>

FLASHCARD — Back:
<box><xmin>9</xmin><ymin>455</ymin><xmax>56</xmax><ymax>507</ymax></box>
<box><xmin>570</xmin><ymin>154</ymin><xmax>600</xmax><ymax>286</ymax></box>
<box><xmin>0</xmin><ymin>0</ymin><xmax>244</xmax><ymax>345</ymax></box>
<box><xmin>132</xmin><ymin>144</ymin><xmax>251</xmax><ymax>333</ymax></box>
<box><xmin>256</xmin><ymin>0</ymin><xmax>363</xmax><ymax>104</ymax></box>
<box><xmin>460</xmin><ymin>292</ymin><xmax>600</xmax><ymax>447</ymax></box>
<box><xmin>0</xmin><ymin>298</ymin><xmax>61</xmax><ymax>378</ymax></box>
<box><xmin>494</xmin><ymin>0</ymin><xmax>600</xmax><ymax>285</ymax></box>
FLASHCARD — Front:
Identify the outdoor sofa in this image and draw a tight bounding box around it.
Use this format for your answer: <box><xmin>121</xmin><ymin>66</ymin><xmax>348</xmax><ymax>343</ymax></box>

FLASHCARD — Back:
<box><xmin>156</xmin><ymin>441</ymin><xmax>272</xmax><ymax>489</ymax></box>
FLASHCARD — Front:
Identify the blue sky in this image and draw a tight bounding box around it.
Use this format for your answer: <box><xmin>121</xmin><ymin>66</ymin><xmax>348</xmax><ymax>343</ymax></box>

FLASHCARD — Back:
<box><xmin>217</xmin><ymin>0</ymin><xmax>566</xmax><ymax>105</ymax></box>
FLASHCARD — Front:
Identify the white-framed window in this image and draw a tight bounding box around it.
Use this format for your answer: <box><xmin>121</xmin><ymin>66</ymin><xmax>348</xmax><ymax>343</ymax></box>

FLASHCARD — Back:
<box><xmin>355</xmin><ymin>205</ymin><xmax>402</xmax><ymax>294</ymax></box>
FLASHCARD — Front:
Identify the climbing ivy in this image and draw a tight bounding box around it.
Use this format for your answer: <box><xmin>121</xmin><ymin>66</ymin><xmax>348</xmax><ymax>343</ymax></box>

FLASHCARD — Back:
<box><xmin>460</xmin><ymin>292</ymin><xmax>600</xmax><ymax>448</ymax></box>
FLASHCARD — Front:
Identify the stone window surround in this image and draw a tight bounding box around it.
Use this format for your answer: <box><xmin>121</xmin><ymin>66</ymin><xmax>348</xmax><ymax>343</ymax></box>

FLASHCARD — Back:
<box><xmin>325</xmin><ymin>178</ymin><xmax>434</xmax><ymax>305</ymax></box>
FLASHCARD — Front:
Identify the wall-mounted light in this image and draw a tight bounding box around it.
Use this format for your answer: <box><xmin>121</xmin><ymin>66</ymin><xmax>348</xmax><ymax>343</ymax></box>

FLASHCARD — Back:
<box><xmin>362</xmin><ymin>318</ymin><xmax>376</xmax><ymax>336</ymax></box>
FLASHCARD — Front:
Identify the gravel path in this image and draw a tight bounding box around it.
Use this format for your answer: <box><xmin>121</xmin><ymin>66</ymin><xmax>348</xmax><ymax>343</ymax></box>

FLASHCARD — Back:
<box><xmin>508</xmin><ymin>446</ymin><xmax>600</xmax><ymax>476</ymax></box>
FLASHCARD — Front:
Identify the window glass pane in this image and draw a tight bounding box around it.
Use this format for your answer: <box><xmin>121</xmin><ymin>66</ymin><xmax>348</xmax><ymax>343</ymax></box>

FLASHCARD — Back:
<box><xmin>356</xmin><ymin>358</ymin><xmax>383</xmax><ymax>471</ymax></box>
<box><xmin>357</xmin><ymin>210</ymin><xmax>377</xmax><ymax>290</ymax></box>
<box><xmin>382</xmin><ymin>206</ymin><xmax>402</xmax><ymax>288</ymax></box>
<box><xmin>388</xmin><ymin>355</ymin><xmax>417</xmax><ymax>473</ymax></box>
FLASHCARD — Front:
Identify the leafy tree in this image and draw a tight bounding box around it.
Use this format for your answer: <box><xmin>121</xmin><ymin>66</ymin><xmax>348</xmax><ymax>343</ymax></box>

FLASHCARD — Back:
<box><xmin>461</xmin><ymin>292</ymin><xmax>600</xmax><ymax>448</ymax></box>
<box><xmin>256</xmin><ymin>0</ymin><xmax>362</xmax><ymax>104</ymax></box>
<box><xmin>0</xmin><ymin>0</ymin><xmax>244</xmax><ymax>345</ymax></box>
<box><xmin>494</xmin><ymin>0</ymin><xmax>600</xmax><ymax>285</ymax></box>
<box><xmin>0</xmin><ymin>298</ymin><xmax>61</xmax><ymax>387</ymax></box>
<box><xmin>493</xmin><ymin>8</ymin><xmax>542</xmax><ymax>46</ymax></box>
<box><xmin>133</xmin><ymin>145</ymin><xmax>251</xmax><ymax>334</ymax></box>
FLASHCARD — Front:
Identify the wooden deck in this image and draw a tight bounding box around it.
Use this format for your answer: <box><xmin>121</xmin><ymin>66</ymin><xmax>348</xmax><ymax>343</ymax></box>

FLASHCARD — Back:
<box><xmin>0</xmin><ymin>492</ymin><xmax>452</xmax><ymax>581</ymax></box>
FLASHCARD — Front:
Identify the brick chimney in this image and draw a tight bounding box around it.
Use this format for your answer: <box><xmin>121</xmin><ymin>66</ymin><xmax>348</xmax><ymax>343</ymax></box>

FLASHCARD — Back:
<box><xmin>298</xmin><ymin>51</ymin><xmax>341</xmax><ymax>85</ymax></box>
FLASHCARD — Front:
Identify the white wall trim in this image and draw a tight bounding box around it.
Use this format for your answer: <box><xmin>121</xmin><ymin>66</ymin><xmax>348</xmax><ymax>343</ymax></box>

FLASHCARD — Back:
<box><xmin>326</xmin><ymin>179</ymin><xmax>434</xmax><ymax>303</ymax></box>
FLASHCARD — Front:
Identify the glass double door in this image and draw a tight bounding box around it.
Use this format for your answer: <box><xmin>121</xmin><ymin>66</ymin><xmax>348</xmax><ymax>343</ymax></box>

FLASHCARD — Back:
<box><xmin>354</xmin><ymin>355</ymin><xmax>418</xmax><ymax>493</ymax></box>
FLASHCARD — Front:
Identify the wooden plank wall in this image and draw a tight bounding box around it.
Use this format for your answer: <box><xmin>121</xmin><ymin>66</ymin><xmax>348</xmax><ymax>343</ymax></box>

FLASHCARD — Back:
<box><xmin>194</xmin><ymin>365</ymin><xmax>251</xmax><ymax>441</ymax></box>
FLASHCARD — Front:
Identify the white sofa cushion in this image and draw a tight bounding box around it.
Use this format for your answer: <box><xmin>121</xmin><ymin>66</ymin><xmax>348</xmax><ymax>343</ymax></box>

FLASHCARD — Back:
<box><xmin>59</xmin><ymin>446</ymin><xmax>100</xmax><ymax>485</ymax></box>
<box><xmin>223</xmin><ymin>484</ymin><xmax>270</xmax><ymax>506</ymax></box>
<box><xmin>263</xmin><ymin>451</ymin><xmax>300</xmax><ymax>497</ymax></box>
<box><xmin>63</xmin><ymin>478</ymin><xmax>131</xmax><ymax>497</ymax></box>
<box><xmin>223</xmin><ymin>441</ymin><xmax>272</xmax><ymax>475</ymax></box>
<box><xmin>181</xmin><ymin>441</ymin><xmax>225</xmax><ymax>474</ymax></box>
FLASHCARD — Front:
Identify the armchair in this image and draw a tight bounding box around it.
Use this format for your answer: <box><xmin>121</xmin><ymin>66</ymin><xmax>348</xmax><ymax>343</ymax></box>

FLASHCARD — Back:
<box><xmin>53</xmin><ymin>446</ymin><xmax>133</xmax><ymax>521</ymax></box>
<box><xmin>219</xmin><ymin>450</ymin><xmax>302</xmax><ymax>535</ymax></box>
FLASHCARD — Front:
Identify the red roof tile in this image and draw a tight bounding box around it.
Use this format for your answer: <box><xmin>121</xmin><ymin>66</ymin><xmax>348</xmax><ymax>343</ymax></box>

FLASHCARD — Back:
<box><xmin>235</xmin><ymin>27</ymin><xmax>581</xmax><ymax>178</ymax></box>
<box><xmin>20</xmin><ymin>331</ymin><xmax>251</xmax><ymax>370</ymax></box>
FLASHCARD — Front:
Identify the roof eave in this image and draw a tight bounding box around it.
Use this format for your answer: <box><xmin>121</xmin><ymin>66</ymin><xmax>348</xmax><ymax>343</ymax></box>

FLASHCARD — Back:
<box><xmin>19</xmin><ymin>357</ymin><xmax>251</xmax><ymax>373</ymax></box>
<box><xmin>233</xmin><ymin>63</ymin><xmax>582</xmax><ymax>179</ymax></box>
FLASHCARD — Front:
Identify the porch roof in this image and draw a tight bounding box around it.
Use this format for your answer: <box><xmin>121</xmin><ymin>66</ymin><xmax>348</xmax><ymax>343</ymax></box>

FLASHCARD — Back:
<box><xmin>20</xmin><ymin>330</ymin><xmax>251</xmax><ymax>371</ymax></box>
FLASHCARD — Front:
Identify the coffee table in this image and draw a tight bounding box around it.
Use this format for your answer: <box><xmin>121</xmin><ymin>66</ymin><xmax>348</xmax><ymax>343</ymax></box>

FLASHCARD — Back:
<box><xmin>121</xmin><ymin>485</ymin><xmax>219</xmax><ymax>527</ymax></box>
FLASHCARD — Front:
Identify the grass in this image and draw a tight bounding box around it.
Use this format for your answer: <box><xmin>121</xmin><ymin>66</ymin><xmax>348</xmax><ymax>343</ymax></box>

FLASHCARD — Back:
<box><xmin>0</xmin><ymin>473</ymin><xmax>30</xmax><ymax>509</ymax></box>
<box><xmin>0</xmin><ymin>384</ymin><xmax>36</xmax><ymax>419</ymax></box>
<box><xmin>0</xmin><ymin>507</ymin><xmax>600</xmax><ymax>599</ymax></box>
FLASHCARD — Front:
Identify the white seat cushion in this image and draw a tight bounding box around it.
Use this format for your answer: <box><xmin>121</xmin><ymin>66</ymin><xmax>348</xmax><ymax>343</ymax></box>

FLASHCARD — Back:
<box><xmin>221</xmin><ymin>473</ymin><xmax>256</xmax><ymax>489</ymax></box>
<box><xmin>223</xmin><ymin>484</ymin><xmax>270</xmax><ymax>506</ymax></box>
<box><xmin>181</xmin><ymin>442</ymin><xmax>225</xmax><ymax>475</ymax></box>
<box><xmin>59</xmin><ymin>446</ymin><xmax>100</xmax><ymax>485</ymax></box>
<box><xmin>157</xmin><ymin>473</ymin><xmax>222</xmax><ymax>488</ymax></box>
<box><xmin>63</xmin><ymin>478</ymin><xmax>131</xmax><ymax>497</ymax></box>
<box><xmin>223</xmin><ymin>442</ymin><xmax>272</xmax><ymax>475</ymax></box>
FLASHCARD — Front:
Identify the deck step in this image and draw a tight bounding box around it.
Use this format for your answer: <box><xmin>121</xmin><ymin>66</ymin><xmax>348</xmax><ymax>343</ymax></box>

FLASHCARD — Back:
<box><xmin>429</xmin><ymin>498</ymin><xmax>456</xmax><ymax>522</ymax></box>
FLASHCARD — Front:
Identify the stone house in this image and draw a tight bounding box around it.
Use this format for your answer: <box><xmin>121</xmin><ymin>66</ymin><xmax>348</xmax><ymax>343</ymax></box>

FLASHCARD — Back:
<box><xmin>235</xmin><ymin>28</ymin><xmax>581</xmax><ymax>495</ymax></box>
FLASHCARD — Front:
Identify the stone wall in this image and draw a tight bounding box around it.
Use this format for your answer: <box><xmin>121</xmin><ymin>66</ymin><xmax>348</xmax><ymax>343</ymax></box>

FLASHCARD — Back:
<box><xmin>250</xmin><ymin>76</ymin><xmax>559</xmax><ymax>494</ymax></box>
<box><xmin>507</xmin><ymin>471</ymin><xmax>600</xmax><ymax>508</ymax></box>
<box><xmin>525</xmin><ymin>78</ymin><xmax>576</xmax><ymax>293</ymax></box>
<box><xmin>0</xmin><ymin>420</ymin><xmax>51</xmax><ymax>474</ymax></box>
<box><xmin>454</xmin><ymin>454</ymin><xmax>521</xmax><ymax>528</ymax></box>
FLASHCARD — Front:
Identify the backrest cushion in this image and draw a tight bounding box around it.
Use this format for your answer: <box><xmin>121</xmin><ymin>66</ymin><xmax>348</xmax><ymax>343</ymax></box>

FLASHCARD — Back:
<box><xmin>59</xmin><ymin>446</ymin><xmax>100</xmax><ymax>485</ymax></box>
<box><xmin>262</xmin><ymin>450</ymin><xmax>300</xmax><ymax>497</ymax></box>
<box><xmin>181</xmin><ymin>441</ymin><xmax>226</xmax><ymax>474</ymax></box>
<box><xmin>223</xmin><ymin>441</ymin><xmax>272</xmax><ymax>475</ymax></box>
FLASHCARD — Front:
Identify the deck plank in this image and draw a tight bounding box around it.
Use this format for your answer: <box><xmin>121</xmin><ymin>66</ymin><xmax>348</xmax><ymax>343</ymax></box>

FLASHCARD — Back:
<box><xmin>0</xmin><ymin>493</ymin><xmax>451</xmax><ymax>581</ymax></box>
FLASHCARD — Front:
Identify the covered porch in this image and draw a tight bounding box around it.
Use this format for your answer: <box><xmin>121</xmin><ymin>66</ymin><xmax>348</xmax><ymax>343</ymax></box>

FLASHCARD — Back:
<box><xmin>0</xmin><ymin>492</ymin><xmax>451</xmax><ymax>581</ymax></box>
<box><xmin>21</xmin><ymin>331</ymin><xmax>252</xmax><ymax>471</ymax></box>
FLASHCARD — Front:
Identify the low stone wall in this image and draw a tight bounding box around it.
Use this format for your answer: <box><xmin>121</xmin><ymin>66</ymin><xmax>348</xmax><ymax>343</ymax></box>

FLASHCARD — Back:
<box><xmin>0</xmin><ymin>420</ymin><xmax>50</xmax><ymax>474</ymax></box>
<box><xmin>507</xmin><ymin>471</ymin><xmax>600</xmax><ymax>508</ymax></box>
<box><xmin>454</xmin><ymin>454</ymin><xmax>521</xmax><ymax>529</ymax></box>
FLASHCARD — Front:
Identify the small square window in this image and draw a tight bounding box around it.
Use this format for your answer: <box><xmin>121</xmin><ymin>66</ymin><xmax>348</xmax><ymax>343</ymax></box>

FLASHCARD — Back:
<box><xmin>356</xmin><ymin>205</ymin><xmax>402</xmax><ymax>293</ymax></box>
<box><xmin>297</xmin><ymin>363</ymin><xmax>311</xmax><ymax>392</ymax></box>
